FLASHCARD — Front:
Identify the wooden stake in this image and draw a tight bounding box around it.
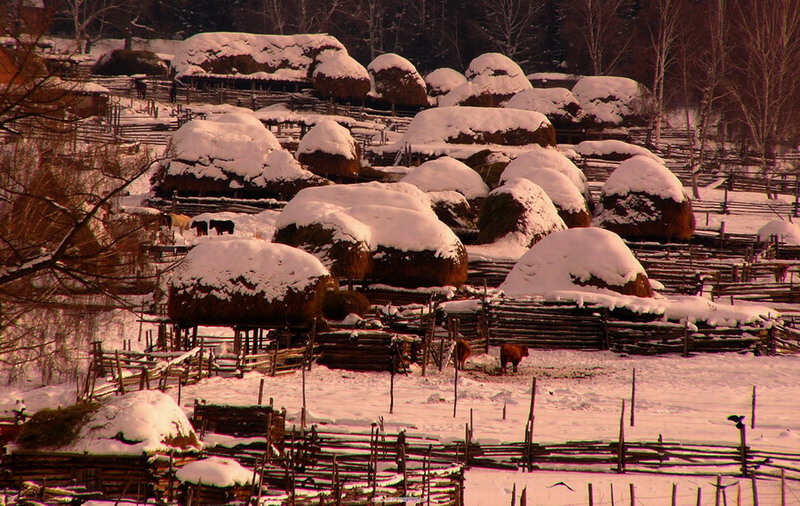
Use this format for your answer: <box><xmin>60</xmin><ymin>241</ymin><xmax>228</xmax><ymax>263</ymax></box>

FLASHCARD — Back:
<box><xmin>390</xmin><ymin>359</ymin><xmax>395</xmax><ymax>414</ymax></box>
<box><xmin>520</xmin><ymin>486</ymin><xmax>527</xmax><ymax>506</ymax></box>
<box><xmin>781</xmin><ymin>469</ymin><xmax>786</xmax><ymax>506</ymax></box>
<box><xmin>630</xmin><ymin>368</ymin><xmax>636</xmax><ymax>427</ymax></box>
<box><xmin>503</xmin><ymin>402</ymin><xmax>507</xmax><ymax>420</ymax></box>
<box><xmin>510</xmin><ymin>483</ymin><xmax>516</xmax><ymax>506</ymax></box>
<box><xmin>617</xmin><ymin>399</ymin><xmax>626</xmax><ymax>473</ymax></box>
<box><xmin>610</xmin><ymin>483</ymin><xmax>615</xmax><ymax>506</ymax></box>
<box><xmin>737</xmin><ymin>482</ymin><xmax>742</xmax><ymax>506</ymax></box>
<box><xmin>177</xmin><ymin>380</ymin><xmax>182</xmax><ymax>407</ymax></box>
<box><xmin>453</xmin><ymin>361</ymin><xmax>459</xmax><ymax>417</ymax></box>
<box><xmin>696</xmin><ymin>487</ymin><xmax>702</xmax><ymax>506</ymax></box>
<box><xmin>715</xmin><ymin>475</ymin><xmax>722</xmax><ymax>506</ymax></box>
<box><xmin>258</xmin><ymin>377</ymin><xmax>264</xmax><ymax>405</ymax></box>
<box><xmin>672</xmin><ymin>483</ymin><xmax>677</xmax><ymax>506</ymax></box>
<box><xmin>751</xmin><ymin>386</ymin><xmax>757</xmax><ymax>429</ymax></box>
<box><xmin>528</xmin><ymin>377</ymin><xmax>537</xmax><ymax>423</ymax></box>
<box><xmin>629</xmin><ymin>483</ymin><xmax>635</xmax><ymax>506</ymax></box>
<box><xmin>751</xmin><ymin>476</ymin><xmax>759</xmax><ymax>506</ymax></box>
<box><xmin>115</xmin><ymin>350</ymin><xmax>125</xmax><ymax>395</ymax></box>
<box><xmin>588</xmin><ymin>483</ymin><xmax>594</xmax><ymax>506</ymax></box>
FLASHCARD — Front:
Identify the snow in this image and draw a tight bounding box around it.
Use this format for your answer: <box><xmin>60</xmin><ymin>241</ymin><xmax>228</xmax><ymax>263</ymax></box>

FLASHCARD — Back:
<box><xmin>276</xmin><ymin>182</ymin><xmax>464</xmax><ymax>259</ymax></box>
<box><xmin>255</xmin><ymin>149</ymin><xmax>324</xmax><ymax>185</ymax></box>
<box><xmin>572</xmin><ymin>76</ymin><xmax>646</xmax><ymax>125</ymax></box>
<box><xmin>464</xmin><ymin>53</ymin><xmax>531</xmax><ymax>96</ymax></box>
<box><xmin>502</xmin><ymin>167</ymin><xmax>586</xmax><ymax>213</ymax></box>
<box><xmin>398</xmin><ymin>107</ymin><xmax>551</xmax><ymax>145</ymax></box>
<box><xmin>602</xmin><ymin>155</ymin><xmax>686</xmax><ymax>202</ymax></box>
<box><xmin>170</xmin><ymin>239</ymin><xmax>330</xmax><ymax>298</ymax></box>
<box><xmin>189</xmin><ymin>210</ymin><xmax>280</xmax><ymax>241</ymax></box>
<box><xmin>504</xmin><ymin>87</ymin><xmax>582</xmax><ymax>121</ymax></box>
<box><xmin>58</xmin><ymin>390</ymin><xmax>197</xmax><ymax>455</ymax></box>
<box><xmin>756</xmin><ymin>220</ymin><xmax>800</xmax><ymax>245</ymax></box>
<box><xmin>425</xmin><ymin>67</ymin><xmax>467</xmax><ymax>95</ymax></box>
<box><xmin>438</xmin><ymin>81</ymin><xmax>496</xmax><ymax>107</ymax></box>
<box><xmin>171</xmin><ymin>32</ymin><xmax>346</xmax><ymax>80</ymax></box>
<box><xmin>501</xmin><ymin>147</ymin><xmax>589</xmax><ymax>194</ymax></box>
<box><xmin>368</xmin><ymin>53</ymin><xmax>421</xmax><ymax>75</ymax></box>
<box><xmin>400</xmin><ymin>156</ymin><xmax>489</xmax><ymax>200</ymax></box>
<box><xmin>576</xmin><ymin>140</ymin><xmax>664</xmax><ymax>163</ymax></box>
<box><xmin>176</xmin><ymin>456</ymin><xmax>253</xmax><ymax>487</ymax></box>
<box><xmin>165</xmin><ymin>113</ymin><xmax>282</xmax><ymax>182</ymax></box>
<box><xmin>313</xmin><ymin>52</ymin><xmax>368</xmax><ymax>80</ymax></box>
<box><xmin>296</xmin><ymin>119</ymin><xmax>358</xmax><ymax>159</ymax></box>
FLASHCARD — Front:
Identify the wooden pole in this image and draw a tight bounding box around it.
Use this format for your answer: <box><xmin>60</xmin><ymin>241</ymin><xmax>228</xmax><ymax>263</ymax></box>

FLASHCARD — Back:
<box><xmin>630</xmin><ymin>368</ymin><xmax>636</xmax><ymax>427</ymax></box>
<box><xmin>453</xmin><ymin>361</ymin><xmax>459</xmax><ymax>417</ymax></box>
<box><xmin>696</xmin><ymin>487</ymin><xmax>702</xmax><ymax>506</ymax></box>
<box><xmin>390</xmin><ymin>359</ymin><xmax>395</xmax><ymax>414</ymax></box>
<box><xmin>618</xmin><ymin>399</ymin><xmax>626</xmax><ymax>473</ymax></box>
<box><xmin>781</xmin><ymin>469</ymin><xmax>786</xmax><ymax>506</ymax></box>
<box><xmin>751</xmin><ymin>386</ymin><xmax>757</xmax><ymax>429</ymax></box>
<box><xmin>520</xmin><ymin>486</ymin><xmax>527</xmax><ymax>506</ymax></box>
<box><xmin>715</xmin><ymin>475</ymin><xmax>722</xmax><ymax>506</ymax></box>
<box><xmin>751</xmin><ymin>476</ymin><xmax>759</xmax><ymax>506</ymax></box>
<box><xmin>510</xmin><ymin>483</ymin><xmax>516</xmax><ymax>506</ymax></box>
<box><xmin>629</xmin><ymin>484</ymin><xmax>635</xmax><ymax>506</ymax></box>
<box><xmin>737</xmin><ymin>482</ymin><xmax>742</xmax><ymax>506</ymax></box>
<box><xmin>610</xmin><ymin>483</ymin><xmax>615</xmax><ymax>506</ymax></box>
<box><xmin>258</xmin><ymin>377</ymin><xmax>265</xmax><ymax>405</ymax></box>
<box><xmin>503</xmin><ymin>402</ymin><xmax>507</xmax><ymax>420</ymax></box>
<box><xmin>588</xmin><ymin>483</ymin><xmax>594</xmax><ymax>506</ymax></box>
<box><xmin>672</xmin><ymin>483</ymin><xmax>677</xmax><ymax>506</ymax></box>
<box><xmin>528</xmin><ymin>377</ymin><xmax>537</xmax><ymax>423</ymax></box>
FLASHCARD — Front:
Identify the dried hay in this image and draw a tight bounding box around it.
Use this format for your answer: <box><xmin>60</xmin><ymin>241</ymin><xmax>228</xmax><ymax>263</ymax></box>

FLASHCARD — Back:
<box><xmin>297</xmin><ymin>148</ymin><xmax>361</xmax><ymax>179</ymax></box>
<box><xmin>476</xmin><ymin>190</ymin><xmax>565</xmax><ymax>246</ymax></box>
<box><xmin>92</xmin><ymin>50</ymin><xmax>168</xmax><ymax>76</ymax></box>
<box><xmin>371</xmin><ymin>66</ymin><xmax>429</xmax><ymax>107</ymax></box>
<box><xmin>154</xmin><ymin>170</ymin><xmax>330</xmax><ymax>200</ymax></box>
<box><xmin>446</xmin><ymin>125</ymin><xmax>555</xmax><ymax>147</ymax></box>
<box><xmin>273</xmin><ymin>223</ymin><xmax>372</xmax><ymax>280</ymax></box>
<box><xmin>472</xmin><ymin>162</ymin><xmax>509</xmax><ymax>189</ymax></box>
<box><xmin>16</xmin><ymin>402</ymin><xmax>101</xmax><ymax>450</ymax></box>
<box><xmin>559</xmin><ymin>207</ymin><xmax>593</xmax><ymax>228</ymax></box>
<box><xmin>322</xmin><ymin>289</ymin><xmax>371</xmax><ymax>320</ymax></box>
<box><xmin>574</xmin><ymin>272</ymin><xmax>654</xmax><ymax>298</ymax></box>
<box><xmin>370</xmin><ymin>243</ymin><xmax>468</xmax><ymax>288</ymax></box>
<box><xmin>595</xmin><ymin>193</ymin><xmax>695</xmax><ymax>242</ymax></box>
<box><xmin>430</xmin><ymin>193</ymin><xmax>476</xmax><ymax>229</ymax></box>
<box><xmin>314</xmin><ymin>73</ymin><xmax>370</xmax><ymax>102</ymax></box>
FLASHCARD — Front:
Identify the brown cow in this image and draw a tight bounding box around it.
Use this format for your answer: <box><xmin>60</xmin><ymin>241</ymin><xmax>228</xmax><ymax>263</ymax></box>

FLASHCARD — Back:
<box><xmin>455</xmin><ymin>339</ymin><xmax>471</xmax><ymax>370</ymax></box>
<box><xmin>500</xmin><ymin>344</ymin><xmax>528</xmax><ymax>374</ymax></box>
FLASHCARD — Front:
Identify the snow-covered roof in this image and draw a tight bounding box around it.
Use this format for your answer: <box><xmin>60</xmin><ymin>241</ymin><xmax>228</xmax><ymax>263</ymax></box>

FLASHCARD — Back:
<box><xmin>503</xmin><ymin>167</ymin><xmax>586</xmax><ymax>213</ymax></box>
<box><xmin>171</xmin><ymin>32</ymin><xmax>346</xmax><ymax>80</ymax></box>
<box><xmin>425</xmin><ymin>67</ymin><xmax>467</xmax><ymax>95</ymax></box>
<box><xmin>59</xmin><ymin>391</ymin><xmax>198</xmax><ymax>455</ymax></box>
<box><xmin>572</xmin><ymin>76</ymin><xmax>647</xmax><ymax>125</ymax></box>
<box><xmin>176</xmin><ymin>457</ymin><xmax>253</xmax><ymax>487</ymax></box>
<box><xmin>757</xmin><ymin>220</ymin><xmax>800</xmax><ymax>245</ymax></box>
<box><xmin>400</xmin><ymin>156</ymin><xmax>489</xmax><ymax>200</ymax></box>
<box><xmin>313</xmin><ymin>52</ymin><xmax>368</xmax><ymax>80</ymax></box>
<box><xmin>502</xmin><ymin>147</ymin><xmax>588</xmax><ymax>193</ymax></box>
<box><xmin>171</xmin><ymin>239</ymin><xmax>330</xmax><ymax>297</ymax></box>
<box><xmin>504</xmin><ymin>87</ymin><xmax>582</xmax><ymax>121</ymax></box>
<box><xmin>277</xmin><ymin>182</ymin><xmax>464</xmax><ymax>259</ymax></box>
<box><xmin>296</xmin><ymin>119</ymin><xmax>358</xmax><ymax>159</ymax></box>
<box><xmin>576</xmin><ymin>140</ymin><xmax>664</xmax><ymax>163</ymax></box>
<box><xmin>602</xmin><ymin>155</ymin><xmax>686</xmax><ymax>202</ymax></box>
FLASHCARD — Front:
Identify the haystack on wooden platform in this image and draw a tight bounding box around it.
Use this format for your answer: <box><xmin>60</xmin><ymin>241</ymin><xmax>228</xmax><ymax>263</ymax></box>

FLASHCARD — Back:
<box><xmin>499</xmin><ymin>167</ymin><xmax>591</xmax><ymax>228</ymax></box>
<box><xmin>572</xmin><ymin>76</ymin><xmax>650</xmax><ymax>127</ymax></box>
<box><xmin>296</xmin><ymin>119</ymin><xmax>361</xmax><ymax>178</ymax></box>
<box><xmin>440</xmin><ymin>52</ymin><xmax>531</xmax><ymax>107</ymax></box>
<box><xmin>176</xmin><ymin>457</ymin><xmax>253</xmax><ymax>505</ymax></box>
<box><xmin>367</xmin><ymin>53</ymin><xmax>429</xmax><ymax>109</ymax></box>
<box><xmin>315</xmin><ymin>330</ymin><xmax>419</xmax><ymax>372</ymax></box>
<box><xmin>192</xmin><ymin>402</ymin><xmax>286</xmax><ymax>442</ymax></box>
<box><xmin>313</xmin><ymin>52</ymin><xmax>370</xmax><ymax>102</ymax></box>
<box><xmin>274</xmin><ymin>182</ymin><xmax>468</xmax><ymax>288</ymax></box>
<box><xmin>505</xmin><ymin>87</ymin><xmax>584</xmax><ymax>129</ymax></box>
<box><xmin>92</xmin><ymin>49</ymin><xmax>168</xmax><ymax>76</ymax></box>
<box><xmin>575</xmin><ymin>139</ymin><xmax>664</xmax><ymax>163</ymax></box>
<box><xmin>153</xmin><ymin>112</ymin><xmax>329</xmax><ymax>199</ymax></box>
<box><xmin>167</xmin><ymin>240</ymin><xmax>335</xmax><ymax>327</ymax></box>
<box><xmin>594</xmin><ymin>155</ymin><xmax>695</xmax><ymax>242</ymax></box>
<box><xmin>475</xmin><ymin>178</ymin><xmax>567</xmax><ymax>253</ymax></box>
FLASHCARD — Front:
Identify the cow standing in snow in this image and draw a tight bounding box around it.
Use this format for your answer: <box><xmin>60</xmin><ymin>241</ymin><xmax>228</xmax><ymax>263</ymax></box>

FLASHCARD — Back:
<box><xmin>455</xmin><ymin>339</ymin><xmax>471</xmax><ymax>370</ymax></box>
<box><xmin>500</xmin><ymin>343</ymin><xmax>528</xmax><ymax>374</ymax></box>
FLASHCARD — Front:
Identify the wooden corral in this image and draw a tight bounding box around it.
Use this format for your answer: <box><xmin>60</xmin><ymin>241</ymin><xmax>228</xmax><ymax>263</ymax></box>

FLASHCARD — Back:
<box><xmin>192</xmin><ymin>402</ymin><xmax>286</xmax><ymax>445</ymax></box>
<box><xmin>315</xmin><ymin>331</ymin><xmax>419</xmax><ymax>372</ymax></box>
<box><xmin>179</xmin><ymin>480</ymin><xmax>251</xmax><ymax>505</ymax></box>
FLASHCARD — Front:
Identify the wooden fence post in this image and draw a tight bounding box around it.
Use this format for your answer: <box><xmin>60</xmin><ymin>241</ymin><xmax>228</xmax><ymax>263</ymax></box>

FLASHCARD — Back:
<box><xmin>630</xmin><ymin>368</ymin><xmax>636</xmax><ymax>427</ymax></box>
<box><xmin>751</xmin><ymin>386</ymin><xmax>756</xmax><ymax>429</ymax></box>
<box><xmin>588</xmin><ymin>483</ymin><xmax>594</xmax><ymax>506</ymax></box>
<box><xmin>617</xmin><ymin>399</ymin><xmax>626</xmax><ymax>473</ymax></box>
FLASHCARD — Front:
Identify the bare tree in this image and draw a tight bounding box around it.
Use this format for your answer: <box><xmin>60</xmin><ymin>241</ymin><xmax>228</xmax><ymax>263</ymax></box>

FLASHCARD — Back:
<box><xmin>645</xmin><ymin>0</ymin><xmax>683</xmax><ymax>147</ymax></box>
<box><xmin>474</xmin><ymin>0</ymin><xmax>545</xmax><ymax>69</ymax></box>
<box><xmin>57</xmin><ymin>0</ymin><xmax>135</xmax><ymax>53</ymax></box>
<box><xmin>564</xmin><ymin>0</ymin><xmax>630</xmax><ymax>75</ymax></box>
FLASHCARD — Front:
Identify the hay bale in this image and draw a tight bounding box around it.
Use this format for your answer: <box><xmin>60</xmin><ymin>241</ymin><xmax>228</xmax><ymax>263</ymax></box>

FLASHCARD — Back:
<box><xmin>273</xmin><ymin>223</ymin><xmax>372</xmax><ymax>280</ymax></box>
<box><xmin>505</xmin><ymin>87</ymin><xmax>584</xmax><ymax>128</ymax></box>
<box><xmin>368</xmin><ymin>53</ymin><xmax>429</xmax><ymax>107</ymax></box>
<box><xmin>572</xmin><ymin>76</ymin><xmax>652</xmax><ymax>127</ymax></box>
<box><xmin>594</xmin><ymin>156</ymin><xmax>695</xmax><ymax>242</ymax></box>
<box><xmin>476</xmin><ymin>178</ymin><xmax>567</xmax><ymax>247</ymax></box>
<box><xmin>16</xmin><ymin>402</ymin><xmax>101</xmax><ymax>450</ymax></box>
<box><xmin>428</xmin><ymin>191</ymin><xmax>476</xmax><ymax>229</ymax></box>
<box><xmin>313</xmin><ymin>53</ymin><xmax>370</xmax><ymax>101</ymax></box>
<box><xmin>296</xmin><ymin>119</ymin><xmax>361</xmax><ymax>178</ymax></box>
<box><xmin>575</xmin><ymin>140</ymin><xmax>664</xmax><ymax>163</ymax></box>
<box><xmin>425</xmin><ymin>67</ymin><xmax>467</xmax><ymax>98</ymax></box>
<box><xmin>168</xmin><ymin>240</ymin><xmax>336</xmax><ymax>326</ymax></box>
<box><xmin>92</xmin><ymin>50</ymin><xmax>168</xmax><ymax>76</ymax></box>
<box><xmin>400</xmin><ymin>156</ymin><xmax>489</xmax><ymax>201</ymax></box>
<box><xmin>500</xmin><ymin>227</ymin><xmax>654</xmax><ymax>298</ymax></box>
<box><xmin>440</xmin><ymin>53</ymin><xmax>531</xmax><ymax>107</ymax></box>
<box><xmin>322</xmin><ymin>289</ymin><xmax>371</xmax><ymax>320</ymax></box>
<box><xmin>371</xmin><ymin>242</ymin><xmax>468</xmax><ymax>288</ymax></box>
<box><xmin>501</xmin><ymin>167</ymin><xmax>591</xmax><ymax>228</ymax></box>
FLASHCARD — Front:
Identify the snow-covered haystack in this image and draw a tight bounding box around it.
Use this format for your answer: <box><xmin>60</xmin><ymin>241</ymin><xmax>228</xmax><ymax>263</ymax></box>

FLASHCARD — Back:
<box><xmin>274</xmin><ymin>182</ymin><xmax>468</xmax><ymax>288</ymax></box>
<box><xmin>296</xmin><ymin>119</ymin><xmax>361</xmax><ymax>178</ymax></box>
<box><xmin>176</xmin><ymin>457</ymin><xmax>252</xmax><ymax>487</ymax></box>
<box><xmin>757</xmin><ymin>220</ymin><xmax>800</xmax><ymax>245</ymax></box>
<box><xmin>16</xmin><ymin>391</ymin><xmax>200</xmax><ymax>454</ymax></box>
<box><xmin>476</xmin><ymin>178</ymin><xmax>567</xmax><ymax>249</ymax></box>
<box><xmin>92</xmin><ymin>49</ymin><xmax>168</xmax><ymax>76</ymax></box>
<box><xmin>154</xmin><ymin>113</ymin><xmax>329</xmax><ymax>199</ymax></box>
<box><xmin>313</xmin><ymin>53</ymin><xmax>370</xmax><ymax>102</ymax></box>
<box><xmin>594</xmin><ymin>155</ymin><xmax>695</xmax><ymax>242</ymax></box>
<box><xmin>572</xmin><ymin>76</ymin><xmax>651</xmax><ymax>127</ymax></box>
<box><xmin>167</xmin><ymin>239</ymin><xmax>335</xmax><ymax>326</ymax></box>
<box><xmin>575</xmin><ymin>140</ymin><xmax>664</xmax><ymax>163</ymax></box>
<box><xmin>427</xmin><ymin>191</ymin><xmax>475</xmax><ymax>229</ymax></box>
<box><xmin>440</xmin><ymin>53</ymin><xmax>532</xmax><ymax>107</ymax></box>
<box><xmin>505</xmin><ymin>87</ymin><xmax>584</xmax><ymax>128</ymax></box>
<box><xmin>463</xmin><ymin>150</ymin><xmax>513</xmax><ymax>188</ymax></box>
<box><xmin>425</xmin><ymin>67</ymin><xmax>467</xmax><ymax>98</ymax></box>
<box><xmin>500</xmin><ymin>227</ymin><xmax>654</xmax><ymax>298</ymax></box>
<box><xmin>171</xmin><ymin>32</ymin><xmax>345</xmax><ymax>82</ymax></box>
<box><xmin>368</xmin><ymin>53</ymin><xmax>428</xmax><ymax>108</ymax></box>
<box><xmin>400</xmin><ymin>106</ymin><xmax>555</xmax><ymax>148</ymax></box>
<box><xmin>527</xmin><ymin>72</ymin><xmax>581</xmax><ymax>89</ymax></box>
<box><xmin>502</xmin><ymin>168</ymin><xmax>591</xmax><ymax>228</ymax></box>
<box><xmin>500</xmin><ymin>147</ymin><xmax>591</xmax><ymax>203</ymax></box>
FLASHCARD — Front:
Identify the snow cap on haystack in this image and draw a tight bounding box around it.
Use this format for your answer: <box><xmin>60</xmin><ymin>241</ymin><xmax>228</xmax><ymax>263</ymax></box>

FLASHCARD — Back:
<box><xmin>505</xmin><ymin>87</ymin><xmax>584</xmax><ymax>127</ymax></box>
<box><xmin>594</xmin><ymin>155</ymin><xmax>694</xmax><ymax>241</ymax></box>
<box><xmin>501</xmin><ymin>147</ymin><xmax>589</xmax><ymax>194</ymax></box>
<box><xmin>572</xmin><ymin>75</ymin><xmax>649</xmax><ymax>126</ymax></box>
<box><xmin>440</xmin><ymin>53</ymin><xmax>531</xmax><ymax>107</ymax></box>
<box><xmin>274</xmin><ymin>182</ymin><xmax>467</xmax><ymax>288</ymax></box>
<box><xmin>168</xmin><ymin>239</ymin><xmax>334</xmax><ymax>326</ymax></box>
<box><xmin>500</xmin><ymin>227</ymin><xmax>653</xmax><ymax>298</ymax></box>
<box><xmin>176</xmin><ymin>457</ymin><xmax>253</xmax><ymax>487</ymax></box>
<box><xmin>425</xmin><ymin>67</ymin><xmax>467</xmax><ymax>97</ymax></box>
<box><xmin>504</xmin><ymin>167</ymin><xmax>591</xmax><ymax>228</ymax></box>
<box><xmin>296</xmin><ymin>119</ymin><xmax>361</xmax><ymax>178</ymax></box>
<box><xmin>575</xmin><ymin>140</ymin><xmax>664</xmax><ymax>163</ymax></box>
<box><xmin>368</xmin><ymin>53</ymin><xmax>428</xmax><ymax>107</ymax></box>
<box><xmin>400</xmin><ymin>156</ymin><xmax>490</xmax><ymax>200</ymax></box>
<box><xmin>313</xmin><ymin>53</ymin><xmax>370</xmax><ymax>101</ymax></box>
<box><xmin>757</xmin><ymin>220</ymin><xmax>800</xmax><ymax>245</ymax></box>
<box><xmin>476</xmin><ymin>178</ymin><xmax>567</xmax><ymax>248</ymax></box>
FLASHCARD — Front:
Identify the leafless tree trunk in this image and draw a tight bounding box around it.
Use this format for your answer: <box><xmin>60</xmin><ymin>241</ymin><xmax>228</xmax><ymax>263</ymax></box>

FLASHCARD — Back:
<box><xmin>567</xmin><ymin>0</ymin><xmax>629</xmax><ymax>75</ymax></box>
<box><xmin>647</xmin><ymin>0</ymin><xmax>682</xmax><ymax>147</ymax></box>
<box><xmin>475</xmin><ymin>0</ymin><xmax>545</xmax><ymax>69</ymax></box>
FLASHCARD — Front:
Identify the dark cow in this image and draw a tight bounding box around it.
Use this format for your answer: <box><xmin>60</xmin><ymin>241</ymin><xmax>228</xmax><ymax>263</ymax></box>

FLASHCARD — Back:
<box><xmin>190</xmin><ymin>220</ymin><xmax>208</xmax><ymax>237</ymax></box>
<box><xmin>455</xmin><ymin>339</ymin><xmax>471</xmax><ymax>370</ymax></box>
<box><xmin>500</xmin><ymin>344</ymin><xmax>529</xmax><ymax>374</ymax></box>
<box><xmin>209</xmin><ymin>219</ymin><xmax>235</xmax><ymax>235</ymax></box>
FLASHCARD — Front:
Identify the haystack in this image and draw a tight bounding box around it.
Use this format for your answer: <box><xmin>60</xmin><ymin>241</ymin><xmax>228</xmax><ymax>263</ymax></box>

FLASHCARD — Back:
<box><xmin>313</xmin><ymin>53</ymin><xmax>370</xmax><ymax>102</ymax></box>
<box><xmin>572</xmin><ymin>76</ymin><xmax>651</xmax><ymax>127</ymax></box>
<box><xmin>463</xmin><ymin>150</ymin><xmax>512</xmax><ymax>188</ymax></box>
<box><xmin>575</xmin><ymin>140</ymin><xmax>663</xmax><ymax>163</ymax></box>
<box><xmin>500</xmin><ymin>147</ymin><xmax>592</xmax><ymax>206</ymax></box>
<box><xmin>428</xmin><ymin>191</ymin><xmax>475</xmax><ymax>229</ymax></box>
<box><xmin>440</xmin><ymin>53</ymin><xmax>531</xmax><ymax>107</ymax></box>
<box><xmin>505</xmin><ymin>87</ymin><xmax>584</xmax><ymax>128</ymax></box>
<box><xmin>92</xmin><ymin>49</ymin><xmax>168</xmax><ymax>76</ymax></box>
<box><xmin>176</xmin><ymin>457</ymin><xmax>252</xmax><ymax>503</ymax></box>
<box><xmin>295</xmin><ymin>119</ymin><xmax>361</xmax><ymax>178</ymax></box>
<box><xmin>153</xmin><ymin>113</ymin><xmax>329</xmax><ymax>199</ymax></box>
<box><xmin>425</xmin><ymin>67</ymin><xmax>467</xmax><ymax>99</ymax></box>
<box><xmin>322</xmin><ymin>289</ymin><xmax>371</xmax><ymax>320</ymax></box>
<box><xmin>757</xmin><ymin>220</ymin><xmax>800</xmax><ymax>245</ymax></box>
<box><xmin>503</xmin><ymin>167</ymin><xmax>591</xmax><ymax>228</ymax></box>
<box><xmin>367</xmin><ymin>53</ymin><xmax>429</xmax><ymax>108</ymax></box>
<box><xmin>500</xmin><ymin>227</ymin><xmax>654</xmax><ymax>298</ymax></box>
<box><xmin>476</xmin><ymin>178</ymin><xmax>567</xmax><ymax>248</ymax></box>
<box><xmin>594</xmin><ymin>156</ymin><xmax>695</xmax><ymax>242</ymax></box>
<box><xmin>401</xmin><ymin>156</ymin><xmax>489</xmax><ymax>203</ymax></box>
<box><xmin>274</xmin><ymin>182</ymin><xmax>468</xmax><ymax>288</ymax></box>
<box><xmin>167</xmin><ymin>239</ymin><xmax>335</xmax><ymax>326</ymax></box>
